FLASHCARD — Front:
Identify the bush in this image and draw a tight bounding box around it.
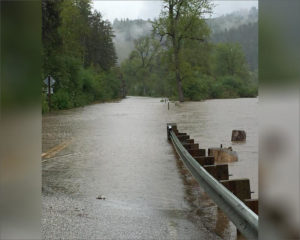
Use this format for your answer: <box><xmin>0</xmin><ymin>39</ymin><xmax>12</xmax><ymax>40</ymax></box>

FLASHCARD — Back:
<box><xmin>52</xmin><ymin>88</ymin><xmax>73</xmax><ymax>109</ymax></box>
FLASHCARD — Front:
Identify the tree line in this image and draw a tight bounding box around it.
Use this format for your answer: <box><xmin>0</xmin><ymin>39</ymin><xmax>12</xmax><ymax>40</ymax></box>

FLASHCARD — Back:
<box><xmin>120</xmin><ymin>0</ymin><xmax>258</xmax><ymax>101</ymax></box>
<box><xmin>42</xmin><ymin>0</ymin><xmax>258</xmax><ymax>110</ymax></box>
<box><xmin>211</xmin><ymin>21</ymin><xmax>258</xmax><ymax>71</ymax></box>
<box><xmin>42</xmin><ymin>0</ymin><xmax>120</xmax><ymax>112</ymax></box>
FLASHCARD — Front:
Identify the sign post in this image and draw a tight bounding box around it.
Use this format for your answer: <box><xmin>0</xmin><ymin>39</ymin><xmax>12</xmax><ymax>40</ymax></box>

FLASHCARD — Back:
<box><xmin>44</xmin><ymin>75</ymin><xmax>56</xmax><ymax>111</ymax></box>
<box><xmin>48</xmin><ymin>75</ymin><xmax>51</xmax><ymax>110</ymax></box>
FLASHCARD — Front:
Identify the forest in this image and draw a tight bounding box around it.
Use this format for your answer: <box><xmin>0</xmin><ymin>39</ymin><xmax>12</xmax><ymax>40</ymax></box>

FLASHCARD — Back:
<box><xmin>42</xmin><ymin>0</ymin><xmax>120</xmax><ymax>112</ymax></box>
<box><xmin>42</xmin><ymin>0</ymin><xmax>258</xmax><ymax>111</ymax></box>
<box><xmin>118</xmin><ymin>3</ymin><xmax>258</xmax><ymax>101</ymax></box>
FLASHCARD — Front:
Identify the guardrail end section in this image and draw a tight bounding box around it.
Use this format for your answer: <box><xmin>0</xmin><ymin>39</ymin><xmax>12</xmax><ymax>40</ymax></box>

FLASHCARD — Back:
<box><xmin>167</xmin><ymin>123</ymin><xmax>177</xmax><ymax>140</ymax></box>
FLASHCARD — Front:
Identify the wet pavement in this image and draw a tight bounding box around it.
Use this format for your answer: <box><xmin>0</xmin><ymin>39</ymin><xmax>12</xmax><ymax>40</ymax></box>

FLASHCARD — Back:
<box><xmin>42</xmin><ymin>97</ymin><xmax>257</xmax><ymax>239</ymax></box>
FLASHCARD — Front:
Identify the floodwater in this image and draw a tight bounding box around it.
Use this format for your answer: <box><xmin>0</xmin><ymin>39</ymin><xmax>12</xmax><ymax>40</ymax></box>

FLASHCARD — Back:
<box><xmin>42</xmin><ymin>96</ymin><xmax>258</xmax><ymax>239</ymax></box>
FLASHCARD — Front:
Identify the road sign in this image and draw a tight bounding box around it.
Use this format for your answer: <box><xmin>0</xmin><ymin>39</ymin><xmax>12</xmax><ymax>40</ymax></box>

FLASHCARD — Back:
<box><xmin>44</xmin><ymin>75</ymin><xmax>56</xmax><ymax>86</ymax></box>
<box><xmin>44</xmin><ymin>87</ymin><xmax>54</xmax><ymax>94</ymax></box>
<box><xmin>44</xmin><ymin>75</ymin><xmax>56</xmax><ymax>111</ymax></box>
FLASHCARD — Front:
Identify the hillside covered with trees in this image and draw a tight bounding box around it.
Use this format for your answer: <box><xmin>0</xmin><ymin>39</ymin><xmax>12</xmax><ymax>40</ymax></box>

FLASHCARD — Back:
<box><xmin>118</xmin><ymin>2</ymin><xmax>258</xmax><ymax>101</ymax></box>
<box><xmin>209</xmin><ymin>7</ymin><xmax>258</xmax><ymax>70</ymax></box>
<box><xmin>42</xmin><ymin>0</ymin><xmax>120</xmax><ymax>112</ymax></box>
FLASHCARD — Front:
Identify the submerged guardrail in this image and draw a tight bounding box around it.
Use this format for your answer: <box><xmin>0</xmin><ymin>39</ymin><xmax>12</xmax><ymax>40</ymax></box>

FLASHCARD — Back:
<box><xmin>167</xmin><ymin>123</ymin><xmax>258</xmax><ymax>240</ymax></box>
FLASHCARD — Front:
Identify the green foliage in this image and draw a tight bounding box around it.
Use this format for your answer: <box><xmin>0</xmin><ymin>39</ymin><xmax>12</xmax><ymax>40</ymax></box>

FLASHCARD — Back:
<box><xmin>208</xmin><ymin>7</ymin><xmax>258</xmax><ymax>70</ymax></box>
<box><xmin>121</xmin><ymin>34</ymin><xmax>257</xmax><ymax>100</ymax></box>
<box><xmin>52</xmin><ymin>88</ymin><xmax>73</xmax><ymax>109</ymax></box>
<box><xmin>211</xmin><ymin>22</ymin><xmax>258</xmax><ymax>71</ymax></box>
<box><xmin>212</xmin><ymin>43</ymin><xmax>250</xmax><ymax>79</ymax></box>
<box><xmin>152</xmin><ymin>0</ymin><xmax>213</xmax><ymax>101</ymax></box>
<box><xmin>42</xmin><ymin>0</ymin><xmax>120</xmax><ymax>112</ymax></box>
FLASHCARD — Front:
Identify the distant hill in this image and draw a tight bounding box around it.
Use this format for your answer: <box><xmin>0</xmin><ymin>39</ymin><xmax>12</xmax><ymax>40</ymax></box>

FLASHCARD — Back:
<box><xmin>211</xmin><ymin>21</ymin><xmax>258</xmax><ymax>71</ymax></box>
<box><xmin>207</xmin><ymin>7</ymin><xmax>258</xmax><ymax>34</ymax></box>
<box><xmin>112</xmin><ymin>7</ymin><xmax>258</xmax><ymax>69</ymax></box>
<box><xmin>208</xmin><ymin>7</ymin><xmax>258</xmax><ymax>70</ymax></box>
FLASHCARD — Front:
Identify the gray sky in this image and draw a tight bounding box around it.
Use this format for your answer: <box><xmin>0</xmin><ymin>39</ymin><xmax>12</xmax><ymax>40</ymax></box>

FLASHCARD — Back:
<box><xmin>92</xmin><ymin>1</ymin><xmax>258</xmax><ymax>22</ymax></box>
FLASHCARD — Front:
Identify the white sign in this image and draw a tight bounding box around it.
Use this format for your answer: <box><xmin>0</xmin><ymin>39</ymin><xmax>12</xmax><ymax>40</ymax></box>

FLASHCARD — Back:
<box><xmin>44</xmin><ymin>75</ymin><xmax>56</xmax><ymax>86</ymax></box>
<box><xmin>44</xmin><ymin>87</ymin><xmax>54</xmax><ymax>94</ymax></box>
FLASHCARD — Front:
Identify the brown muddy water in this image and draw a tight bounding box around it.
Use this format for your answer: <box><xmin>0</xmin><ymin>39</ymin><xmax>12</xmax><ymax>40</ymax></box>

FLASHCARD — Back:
<box><xmin>42</xmin><ymin>96</ymin><xmax>258</xmax><ymax>239</ymax></box>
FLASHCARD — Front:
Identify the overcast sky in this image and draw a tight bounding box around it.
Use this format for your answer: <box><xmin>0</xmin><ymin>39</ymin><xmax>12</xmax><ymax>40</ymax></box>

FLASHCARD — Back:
<box><xmin>92</xmin><ymin>1</ymin><xmax>258</xmax><ymax>22</ymax></box>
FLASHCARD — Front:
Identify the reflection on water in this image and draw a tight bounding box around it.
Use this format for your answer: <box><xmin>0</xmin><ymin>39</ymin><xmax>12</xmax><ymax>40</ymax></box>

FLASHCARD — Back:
<box><xmin>42</xmin><ymin>97</ymin><xmax>257</xmax><ymax>240</ymax></box>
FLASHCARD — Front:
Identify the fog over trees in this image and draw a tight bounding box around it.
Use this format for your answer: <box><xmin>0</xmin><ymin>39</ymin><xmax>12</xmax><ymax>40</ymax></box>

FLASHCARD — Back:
<box><xmin>115</xmin><ymin>5</ymin><xmax>258</xmax><ymax>101</ymax></box>
<box><xmin>112</xmin><ymin>7</ymin><xmax>258</xmax><ymax>70</ymax></box>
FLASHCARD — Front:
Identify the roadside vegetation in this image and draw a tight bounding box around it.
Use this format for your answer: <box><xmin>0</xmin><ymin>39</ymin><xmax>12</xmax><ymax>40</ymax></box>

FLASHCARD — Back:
<box><xmin>42</xmin><ymin>0</ymin><xmax>120</xmax><ymax>112</ymax></box>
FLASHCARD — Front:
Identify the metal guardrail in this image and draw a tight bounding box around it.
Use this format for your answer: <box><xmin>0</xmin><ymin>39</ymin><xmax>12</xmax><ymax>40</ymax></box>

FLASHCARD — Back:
<box><xmin>168</xmin><ymin>127</ymin><xmax>258</xmax><ymax>239</ymax></box>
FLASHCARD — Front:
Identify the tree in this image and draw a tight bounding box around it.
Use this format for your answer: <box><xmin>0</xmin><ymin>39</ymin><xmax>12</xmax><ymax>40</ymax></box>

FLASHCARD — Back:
<box><xmin>131</xmin><ymin>36</ymin><xmax>161</xmax><ymax>95</ymax></box>
<box><xmin>153</xmin><ymin>0</ymin><xmax>212</xmax><ymax>102</ymax></box>
<box><xmin>86</xmin><ymin>12</ymin><xmax>117</xmax><ymax>70</ymax></box>
<box><xmin>213</xmin><ymin>43</ymin><xmax>249</xmax><ymax>79</ymax></box>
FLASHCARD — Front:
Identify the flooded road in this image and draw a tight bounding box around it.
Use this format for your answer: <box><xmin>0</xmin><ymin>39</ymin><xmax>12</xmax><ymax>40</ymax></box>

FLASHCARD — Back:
<box><xmin>42</xmin><ymin>97</ymin><xmax>257</xmax><ymax>239</ymax></box>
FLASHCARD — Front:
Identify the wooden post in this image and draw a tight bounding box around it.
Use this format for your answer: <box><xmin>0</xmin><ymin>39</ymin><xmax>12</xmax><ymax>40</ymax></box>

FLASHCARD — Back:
<box><xmin>244</xmin><ymin>199</ymin><xmax>259</xmax><ymax>215</ymax></box>
<box><xmin>188</xmin><ymin>148</ymin><xmax>205</xmax><ymax>157</ymax></box>
<box><xmin>176</xmin><ymin>132</ymin><xmax>187</xmax><ymax>136</ymax></box>
<box><xmin>194</xmin><ymin>156</ymin><xmax>215</xmax><ymax>166</ymax></box>
<box><xmin>178</xmin><ymin>135</ymin><xmax>189</xmax><ymax>142</ymax></box>
<box><xmin>182</xmin><ymin>139</ymin><xmax>194</xmax><ymax>144</ymax></box>
<box><xmin>231</xmin><ymin>130</ymin><xmax>246</xmax><ymax>141</ymax></box>
<box><xmin>183</xmin><ymin>143</ymin><xmax>199</xmax><ymax>150</ymax></box>
<box><xmin>220</xmin><ymin>178</ymin><xmax>251</xmax><ymax>201</ymax></box>
<box><xmin>204</xmin><ymin>164</ymin><xmax>229</xmax><ymax>181</ymax></box>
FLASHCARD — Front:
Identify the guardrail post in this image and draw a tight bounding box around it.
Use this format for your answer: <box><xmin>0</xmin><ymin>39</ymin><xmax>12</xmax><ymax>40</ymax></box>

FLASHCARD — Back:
<box><xmin>194</xmin><ymin>156</ymin><xmax>215</xmax><ymax>166</ymax></box>
<box><xmin>183</xmin><ymin>139</ymin><xmax>194</xmax><ymax>144</ymax></box>
<box><xmin>168</xmin><ymin>124</ymin><xmax>258</xmax><ymax>239</ymax></box>
<box><xmin>220</xmin><ymin>178</ymin><xmax>251</xmax><ymax>201</ymax></box>
<box><xmin>245</xmin><ymin>199</ymin><xmax>258</xmax><ymax>215</ymax></box>
<box><xmin>188</xmin><ymin>148</ymin><xmax>206</xmax><ymax>157</ymax></box>
<box><xmin>178</xmin><ymin>135</ymin><xmax>190</xmax><ymax>141</ymax></box>
<box><xmin>182</xmin><ymin>143</ymin><xmax>199</xmax><ymax>150</ymax></box>
<box><xmin>204</xmin><ymin>164</ymin><xmax>229</xmax><ymax>181</ymax></box>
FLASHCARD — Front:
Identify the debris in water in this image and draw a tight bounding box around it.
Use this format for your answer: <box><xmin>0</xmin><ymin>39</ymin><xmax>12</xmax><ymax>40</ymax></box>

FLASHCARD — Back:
<box><xmin>96</xmin><ymin>195</ymin><xmax>106</xmax><ymax>200</ymax></box>
<box><xmin>231</xmin><ymin>130</ymin><xmax>246</xmax><ymax>141</ymax></box>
